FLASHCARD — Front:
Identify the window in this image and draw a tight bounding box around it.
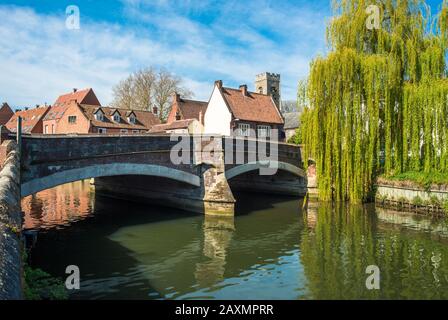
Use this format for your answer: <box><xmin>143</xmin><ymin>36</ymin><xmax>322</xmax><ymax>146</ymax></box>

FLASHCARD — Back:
<box><xmin>175</xmin><ymin>111</ymin><xmax>181</xmax><ymax>121</ymax></box>
<box><xmin>120</xmin><ymin>129</ymin><xmax>128</xmax><ymax>134</ymax></box>
<box><xmin>51</xmin><ymin>124</ymin><xmax>55</xmax><ymax>134</ymax></box>
<box><xmin>98</xmin><ymin>128</ymin><xmax>107</xmax><ymax>134</ymax></box>
<box><xmin>128</xmin><ymin>115</ymin><xmax>136</xmax><ymax>124</ymax></box>
<box><xmin>95</xmin><ymin>112</ymin><xmax>104</xmax><ymax>121</ymax></box>
<box><xmin>132</xmin><ymin>130</ymin><xmax>139</xmax><ymax>134</ymax></box>
<box><xmin>257</xmin><ymin>125</ymin><xmax>271</xmax><ymax>138</ymax></box>
<box><xmin>44</xmin><ymin>125</ymin><xmax>49</xmax><ymax>134</ymax></box>
<box><xmin>237</xmin><ymin>123</ymin><xmax>251</xmax><ymax>137</ymax></box>
<box><xmin>68</xmin><ymin>116</ymin><xmax>77</xmax><ymax>124</ymax></box>
<box><xmin>113</xmin><ymin>114</ymin><xmax>120</xmax><ymax>122</ymax></box>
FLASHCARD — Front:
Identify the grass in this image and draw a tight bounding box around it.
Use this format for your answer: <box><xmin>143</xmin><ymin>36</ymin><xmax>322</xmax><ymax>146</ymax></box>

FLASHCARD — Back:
<box><xmin>382</xmin><ymin>171</ymin><xmax>448</xmax><ymax>190</ymax></box>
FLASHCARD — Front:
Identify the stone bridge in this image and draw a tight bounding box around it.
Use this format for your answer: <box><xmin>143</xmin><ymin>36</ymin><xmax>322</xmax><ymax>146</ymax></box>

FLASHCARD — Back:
<box><xmin>0</xmin><ymin>132</ymin><xmax>306</xmax><ymax>299</ymax></box>
<box><xmin>17</xmin><ymin>134</ymin><xmax>306</xmax><ymax>216</ymax></box>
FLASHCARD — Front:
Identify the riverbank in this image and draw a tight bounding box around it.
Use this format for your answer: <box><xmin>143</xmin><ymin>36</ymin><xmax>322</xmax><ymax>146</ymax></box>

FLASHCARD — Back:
<box><xmin>375</xmin><ymin>175</ymin><xmax>448</xmax><ymax>216</ymax></box>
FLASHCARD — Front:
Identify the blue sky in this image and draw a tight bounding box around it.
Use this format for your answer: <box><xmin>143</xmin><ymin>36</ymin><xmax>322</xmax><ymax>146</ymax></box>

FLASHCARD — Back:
<box><xmin>0</xmin><ymin>0</ymin><xmax>443</xmax><ymax>107</ymax></box>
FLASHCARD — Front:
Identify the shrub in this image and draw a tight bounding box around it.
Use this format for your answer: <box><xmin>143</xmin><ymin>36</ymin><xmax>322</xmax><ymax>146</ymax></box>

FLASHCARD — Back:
<box><xmin>429</xmin><ymin>195</ymin><xmax>441</xmax><ymax>207</ymax></box>
<box><xmin>442</xmin><ymin>199</ymin><xmax>448</xmax><ymax>216</ymax></box>
<box><xmin>412</xmin><ymin>196</ymin><xmax>423</xmax><ymax>206</ymax></box>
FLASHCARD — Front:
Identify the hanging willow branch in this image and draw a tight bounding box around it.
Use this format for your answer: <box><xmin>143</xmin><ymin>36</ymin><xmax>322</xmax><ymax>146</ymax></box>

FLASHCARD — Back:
<box><xmin>301</xmin><ymin>0</ymin><xmax>448</xmax><ymax>203</ymax></box>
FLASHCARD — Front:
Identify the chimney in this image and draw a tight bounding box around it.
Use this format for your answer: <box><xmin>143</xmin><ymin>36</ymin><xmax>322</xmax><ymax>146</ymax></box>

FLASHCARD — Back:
<box><xmin>172</xmin><ymin>92</ymin><xmax>180</xmax><ymax>102</ymax></box>
<box><xmin>239</xmin><ymin>84</ymin><xmax>248</xmax><ymax>96</ymax></box>
<box><xmin>153</xmin><ymin>106</ymin><xmax>158</xmax><ymax>115</ymax></box>
<box><xmin>215</xmin><ymin>80</ymin><xmax>223</xmax><ymax>89</ymax></box>
<box><xmin>73</xmin><ymin>88</ymin><xmax>78</xmax><ymax>93</ymax></box>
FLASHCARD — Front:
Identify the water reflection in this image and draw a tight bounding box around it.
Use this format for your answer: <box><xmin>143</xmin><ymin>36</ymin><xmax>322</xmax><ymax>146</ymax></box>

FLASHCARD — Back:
<box><xmin>195</xmin><ymin>216</ymin><xmax>235</xmax><ymax>287</ymax></box>
<box><xmin>301</xmin><ymin>202</ymin><xmax>448</xmax><ymax>299</ymax></box>
<box><xmin>23</xmin><ymin>181</ymin><xmax>448</xmax><ymax>300</ymax></box>
<box><xmin>22</xmin><ymin>180</ymin><xmax>94</xmax><ymax>230</ymax></box>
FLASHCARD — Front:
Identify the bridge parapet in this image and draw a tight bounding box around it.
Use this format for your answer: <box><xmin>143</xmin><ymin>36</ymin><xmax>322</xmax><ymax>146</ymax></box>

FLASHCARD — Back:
<box><xmin>0</xmin><ymin>140</ymin><xmax>22</xmax><ymax>299</ymax></box>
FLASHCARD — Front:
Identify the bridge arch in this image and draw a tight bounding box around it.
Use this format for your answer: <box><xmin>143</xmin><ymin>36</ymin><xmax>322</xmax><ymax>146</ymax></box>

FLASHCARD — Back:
<box><xmin>21</xmin><ymin>163</ymin><xmax>201</xmax><ymax>197</ymax></box>
<box><xmin>225</xmin><ymin>161</ymin><xmax>306</xmax><ymax>180</ymax></box>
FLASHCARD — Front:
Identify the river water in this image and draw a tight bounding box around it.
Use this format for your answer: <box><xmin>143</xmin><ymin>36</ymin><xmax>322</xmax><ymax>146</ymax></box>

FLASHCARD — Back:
<box><xmin>22</xmin><ymin>180</ymin><xmax>448</xmax><ymax>300</ymax></box>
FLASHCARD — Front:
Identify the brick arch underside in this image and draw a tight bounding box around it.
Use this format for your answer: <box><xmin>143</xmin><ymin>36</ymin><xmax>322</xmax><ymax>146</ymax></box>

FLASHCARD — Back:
<box><xmin>21</xmin><ymin>163</ymin><xmax>201</xmax><ymax>197</ymax></box>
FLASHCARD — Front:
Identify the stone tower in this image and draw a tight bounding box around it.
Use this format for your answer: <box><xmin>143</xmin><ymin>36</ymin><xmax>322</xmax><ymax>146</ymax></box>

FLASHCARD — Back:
<box><xmin>255</xmin><ymin>72</ymin><xmax>281</xmax><ymax>109</ymax></box>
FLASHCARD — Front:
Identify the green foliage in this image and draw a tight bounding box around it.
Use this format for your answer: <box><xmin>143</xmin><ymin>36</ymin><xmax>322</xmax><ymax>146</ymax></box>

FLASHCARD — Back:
<box><xmin>385</xmin><ymin>171</ymin><xmax>448</xmax><ymax>188</ymax></box>
<box><xmin>287</xmin><ymin>128</ymin><xmax>302</xmax><ymax>145</ymax></box>
<box><xmin>23</xmin><ymin>253</ymin><xmax>68</xmax><ymax>300</ymax></box>
<box><xmin>442</xmin><ymin>198</ymin><xmax>448</xmax><ymax>215</ymax></box>
<box><xmin>301</xmin><ymin>0</ymin><xmax>448</xmax><ymax>203</ymax></box>
<box><xmin>412</xmin><ymin>196</ymin><xmax>423</xmax><ymax>206</ymax></box>
<box><xmin>430</xmin><ymin>195</ymin><xmax>442</xmax><ymax>207</ymax></box>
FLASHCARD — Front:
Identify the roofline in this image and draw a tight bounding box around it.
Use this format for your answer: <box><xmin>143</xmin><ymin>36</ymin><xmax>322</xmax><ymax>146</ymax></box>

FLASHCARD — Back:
<box><xmin>218</xmin><ymin>85</ymin><xmax>284</xmax><ymax>125</ymax></box>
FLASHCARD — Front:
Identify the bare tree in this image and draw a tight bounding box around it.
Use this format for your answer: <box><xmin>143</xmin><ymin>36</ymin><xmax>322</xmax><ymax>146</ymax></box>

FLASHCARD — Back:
<box><xmin>111</xmin><ymin>67</ymin><xmax>193</xmax><ymax>122</ymax></box>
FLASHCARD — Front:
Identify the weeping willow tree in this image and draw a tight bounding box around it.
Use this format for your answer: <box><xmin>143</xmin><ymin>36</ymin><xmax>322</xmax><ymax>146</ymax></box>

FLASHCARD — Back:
<box><xmin>301</xmin><ymin>0</ymin><xmax>448</xmax><ymax>202</ymax></box>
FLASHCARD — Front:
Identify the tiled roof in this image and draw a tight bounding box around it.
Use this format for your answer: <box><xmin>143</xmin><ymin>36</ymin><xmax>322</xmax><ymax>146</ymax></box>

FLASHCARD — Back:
<box><xmin>78</xmin><ymin>104</ymin><xmax>160</xmax><ymax>130</ymax></box>
<box><xmin>6</xmin><ymin>106</ymin><xmax>51</xmax><ymax>133</ymax></box>
<box><xmin>54</xmin><ymin>88</ymin><xmax>101</xmax><ymax>106</ymax></box>
<box><xmin>221</xmin><ymin>87</ymin><xmax>284</xmax><ymax>124</ymax></box>
<box><xmin>0</xmin><ymin>103</ymin><xmax>14</xmax><ymax>125</ymax></box>
<box><xmin>177</xmin><ymin>99</ymin><xmax>208</xmax><ymax>123</ymax></box>
<box><xmin>43</xmin><ymin>104</ymin><xmax>70</xmax><ymax>121</ymax></box>
<box><xmin>149</xmin><ymin>119</ymin><xmax>194</xmax><ymax>133</ymax></box>
<box><xmin>283</xmin><ymin>112</ymin><xmax>301</xmax><ymax>129</ymax></box>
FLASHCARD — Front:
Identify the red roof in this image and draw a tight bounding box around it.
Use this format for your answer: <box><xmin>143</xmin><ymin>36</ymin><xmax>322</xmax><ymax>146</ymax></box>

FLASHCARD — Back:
<box><xmin>0</xmin><ymin>103</ymin><xmax>14</xmax><ymax>126</ymax></box>
<box><xmin>6</xmin><ymin>106</ymin><xmax>51</xmax><ymax>134</ymax></box>
<box><xmin>149</xmin><ymin>119</ymin><xmax>195</xmax><ymax>133</ymax></box>
<box><xmin>220</xmin><ymin>87</ymin><xmax>284</xmax><ymax>124</ymax></box>
<box><xmin>176</xmin><ymin>99</ymin><xmax>207</xmax><ymax>123</ymax></box>
<box><xmin>43</xmin><ymin>104</ymin><xmax>71</xmax><ymax>121</ymax></box>
<box><xmin>78</xmin><ymin>104</ymin><xmax>160</xmax><ymax>130</ymax></box>
<box><xmin>54</xmin><ymin>88</ymin><xmax>101</xmax><ymax>106</ymax></box>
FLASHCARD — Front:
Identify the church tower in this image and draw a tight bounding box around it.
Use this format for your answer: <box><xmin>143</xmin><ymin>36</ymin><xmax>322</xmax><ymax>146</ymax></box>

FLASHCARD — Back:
<box><xmin>255</xmin><ymin>72</ymin><xmax>281</xmax><ymax>109</ymax></box>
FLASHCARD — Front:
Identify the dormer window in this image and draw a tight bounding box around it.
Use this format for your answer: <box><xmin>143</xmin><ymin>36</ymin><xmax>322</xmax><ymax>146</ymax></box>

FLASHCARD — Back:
<box><xmin>127</xmin><ymin>112</ymin><xmax>136</xmax><ymax>124</ymax></box>
<box><xmin>94</xmin><ymin>109</ymin><xmax>104</xmax><ymax>121</ymax></box>
<box><xmin>112</xmin><ymin>110</ymin><xmax>121</xmax><ymax>123</ymax></box>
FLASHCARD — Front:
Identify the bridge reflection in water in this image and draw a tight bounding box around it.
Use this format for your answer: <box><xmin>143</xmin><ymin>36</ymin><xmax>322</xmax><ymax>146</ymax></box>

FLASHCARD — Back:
<box><xmin>22</xmin><ymin>181</ymin><xmax>448</xmax><ymax>300</ymax></box>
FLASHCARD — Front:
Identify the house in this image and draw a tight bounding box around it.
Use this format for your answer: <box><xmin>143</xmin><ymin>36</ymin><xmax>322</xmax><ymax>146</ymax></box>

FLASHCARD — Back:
<box><xmin>43</xmin><ymin>88</ymin><xmax>102</xmax><ymax>134</ymax></box>
<box><xmin>53</xmin><ymin>88</ymin><xmax>101</xmax><ymax>107</ymax></box>
<box><xmin>166</xmin><ymin>93</ymin><xmax>208</xmax><ymax>125</ymax></box>
<box><xmin>0</xmin><ymin>103</ymin><xmax>14</xmax><ymax>126</ymax></box>
<box><xmin>283</xmin><ymin>112</ymin><xmax>301</xmax><ymax>141</ymax></box>
<box><xmin>6</xmin><ymin>105</ymin><xmax>51</xmax><ymax>134</ymax></box>
<box><xmin>149</xmin><ymin>119</ymin><xmax>202</xmax><ymax>135</ymax></box>
<box><xmin>203</xmin><ymin>76</ymin><xmax>284</xmax><ymax>140</ymax></box>
<box><xmin>43</xmin><ymin>101</ymin><xmax>160</xmax><ymax>134</ymax></box>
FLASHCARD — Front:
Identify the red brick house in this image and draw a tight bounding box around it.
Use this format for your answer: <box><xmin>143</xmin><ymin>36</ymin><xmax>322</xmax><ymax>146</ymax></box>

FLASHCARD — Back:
<box><xmin>6</xmin><ymin>105</ymin><xmax>51</xmax><ymax>134</ymax></box>
<box><xmin>43</xmin><ymin>101</ymin><xmax>160</xmax><ymax>134</ymax></box>
<box><xmin>203</xmin><ymin>80</ymin><xmax>284</xmax><ymax>139</ymax></box>
<box><xmin>54</xmin><ymin>88</ymin><xmax>101</xmax><ymax>107</ymax></box>
<box><xmin>43</xmin><ymin>88</ymin><xmax>102</xmax><ymax>134</ymax></box>
<box><xmin>0</xmin><ymin>103</ymin><xmax>14</xmax><ymax>126</ymax></box>
<box><xmin>166</xmin><ymin>92</ymin><xmax>208</xmax><ymax>125</ymax></box>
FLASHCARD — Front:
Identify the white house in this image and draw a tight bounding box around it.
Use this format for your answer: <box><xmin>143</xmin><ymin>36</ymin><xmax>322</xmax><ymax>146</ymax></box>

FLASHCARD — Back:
<box><xmin>203</xmin><ymin>80</ymin><xmax>285</xmax><ymax>139</ymax></box>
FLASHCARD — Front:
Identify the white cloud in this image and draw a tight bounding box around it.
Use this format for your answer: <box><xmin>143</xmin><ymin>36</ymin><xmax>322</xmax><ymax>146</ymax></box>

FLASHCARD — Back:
<box><xmin>0</xmin><ymin>2</ymin><xmax>328</xmax><ymax>108</ymax></box>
